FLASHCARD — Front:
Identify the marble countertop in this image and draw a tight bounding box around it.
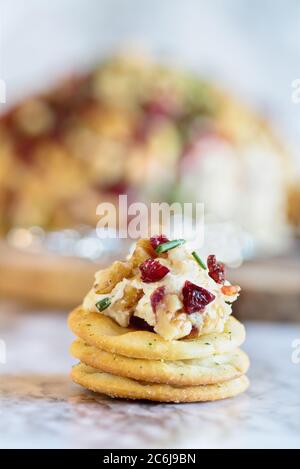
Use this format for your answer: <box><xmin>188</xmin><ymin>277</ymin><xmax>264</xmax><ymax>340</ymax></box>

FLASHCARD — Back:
<box><xmin>0</xmin><ymin>301</ymin><xmax>299</xmax><ymax>449</ymax></box>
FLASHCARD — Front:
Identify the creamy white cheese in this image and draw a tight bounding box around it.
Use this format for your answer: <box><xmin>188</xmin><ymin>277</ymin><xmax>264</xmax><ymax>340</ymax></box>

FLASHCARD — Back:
<box><xmin>82</xmin><ymin>243</ymin><xmax>240</xmax><ymax>340</ymax></box>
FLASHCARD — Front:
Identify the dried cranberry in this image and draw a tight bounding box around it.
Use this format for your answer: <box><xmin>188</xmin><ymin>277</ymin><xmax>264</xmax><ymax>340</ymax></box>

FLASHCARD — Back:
<box><xmin>182</xmin><ymin>280</ymin><xmax>215</xmax><ymax>314</ymax></box>
<box><xmin>143</xmin><ymin>94</ymin><xmax>179</xmax><ymax>118</ymax></box>
<box><xmin>134</xmin><ymin>115</ymin><xmax>153</xmax><ymax>143</ymax></box>
<box><xmin>207</xmin><ymin>254</ymin><xmax>225</xmax><ymax>284</ymax></box>
<box><xmin>139</xmin><ymin>259</ymin><xmax>170</xmax><ymax>283</ymax></box>
<box><xmin>130</xmin><ymin>316</ymin><xmax>154</xmax><ymax>332</ymax></box>
<box><xmin>150</xmin><ymin>234</ymin><xmax>169</xmax><ymax>250</ymax></box>
<box><xmin>150</xmin><ymin>286</ymin><xmax>165</xmax><ymax>312</ymax></box>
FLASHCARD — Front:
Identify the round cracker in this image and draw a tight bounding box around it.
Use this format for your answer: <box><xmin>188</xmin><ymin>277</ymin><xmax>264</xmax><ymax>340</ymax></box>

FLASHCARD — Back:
<box><xmin>71</xmin><ymin>339</ymin><xmax>250</xmax><ymax>386</ymax></box>
<box><xmin>71</xmin><ymin>363</ymin><xmax>249</xmax><ymax>402</ymax></box>
<box><xmin>68</xmin><ymin>307</ymin><xmax>245</xmax><ymax>360</ymax></box>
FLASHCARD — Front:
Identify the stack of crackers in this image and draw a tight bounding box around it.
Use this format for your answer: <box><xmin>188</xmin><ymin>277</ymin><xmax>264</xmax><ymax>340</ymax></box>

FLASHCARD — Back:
<box><xmin>68</xmin><ymin>237</ymin><xmax>249</xmax><ymax>403</ymax></box>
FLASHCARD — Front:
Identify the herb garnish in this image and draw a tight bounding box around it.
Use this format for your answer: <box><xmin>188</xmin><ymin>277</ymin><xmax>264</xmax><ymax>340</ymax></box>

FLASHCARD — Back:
<box><xmin>192</xmin><ymin>251</ymin><xmax>207</xmax><ymax>270</ymax></box>
<box><xmin>96</xmin><ymin>297</ymin><xmax>111</xmax><ymax>312</ymax></box>
<box><xmin>155</xmin><ymin>239</ymin><xmax>185</xmax><ymax>254</ymax></box>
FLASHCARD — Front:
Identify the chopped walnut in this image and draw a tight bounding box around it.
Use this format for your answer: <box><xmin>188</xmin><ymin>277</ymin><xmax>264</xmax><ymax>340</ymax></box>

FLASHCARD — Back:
<box><xmin>129</xmin><ymin>239</ymin><xmax>157</xmax><ymax>268</ymax></box>
<box><xmin>94</xmin><ymin>261</ymin><xmax>132</xmax><ymax>294</ymax></box>
<box><xmin>113</xmin><ymin>284</ymin><xmax>143</xmax><ymax>312</ymax></box>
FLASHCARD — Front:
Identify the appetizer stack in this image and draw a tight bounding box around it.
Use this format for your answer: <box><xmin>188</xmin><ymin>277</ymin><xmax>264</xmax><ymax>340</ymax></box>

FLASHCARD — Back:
<box><xmin>69</xmin><ymin>236</ymin><xmax>249</xmax><ymax>402</ymax></box>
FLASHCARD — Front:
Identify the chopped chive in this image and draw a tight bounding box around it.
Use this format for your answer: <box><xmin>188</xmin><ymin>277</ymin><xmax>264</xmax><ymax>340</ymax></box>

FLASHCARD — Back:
<box><xmin>192</xmin><ymin>251</ymin><xmax>207</xmax><ymax>270</ymax></box>
<box><xmin>155</xmin><ymin>238</ymin><xmax>185</xmax><ymax>254</ymax></box>
<box><xmin>96</xmin><ymin>297</ymin><xmax>111</xmax><ymax>312</ymax></box>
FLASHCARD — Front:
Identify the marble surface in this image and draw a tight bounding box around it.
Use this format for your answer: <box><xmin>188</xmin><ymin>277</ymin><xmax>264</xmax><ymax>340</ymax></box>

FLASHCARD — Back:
<box><xmin>0</xmin><ymin>301</ymin><xmax>299</xmax><ymax>449</ymax></box>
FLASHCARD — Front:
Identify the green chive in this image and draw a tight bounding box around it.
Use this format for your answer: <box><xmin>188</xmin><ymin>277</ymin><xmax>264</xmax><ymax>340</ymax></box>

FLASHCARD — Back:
<box><xmin>96</xmin><ymin>297</ymin><xmax>111</xmax><ymax>312</ymax></box>
<box><xmin>155</xmin><ymin>238</ymin><xmax>186</xmax><ymax>254</ymax></box>
<box><xmin>192</xmin><ymin>251</ymin><xmax>207</xmax><ymax>270</ymax></box>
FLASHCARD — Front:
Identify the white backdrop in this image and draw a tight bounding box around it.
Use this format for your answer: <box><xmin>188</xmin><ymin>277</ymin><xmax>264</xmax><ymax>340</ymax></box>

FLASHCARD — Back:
<box><xmin>0</xmin><ymin>0</ymin><xmax>299</xmax><ymax>171</ymax></box>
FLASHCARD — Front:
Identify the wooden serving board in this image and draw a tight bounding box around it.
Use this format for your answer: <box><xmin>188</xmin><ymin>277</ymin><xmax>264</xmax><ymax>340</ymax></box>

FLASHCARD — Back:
<box><xmin>229</xmin><ymin>247</ymin><xmax>300</xmax><ymax>322</ymax></box>
<box><xmin>0</xmin><ymin>241</ymin><xmax>299</xmax><ymax>321</ymax></box>
<box><xmin>0</xmin><ymin>242</ymin><xmax>100</xmax><ymax>308</ymax></box>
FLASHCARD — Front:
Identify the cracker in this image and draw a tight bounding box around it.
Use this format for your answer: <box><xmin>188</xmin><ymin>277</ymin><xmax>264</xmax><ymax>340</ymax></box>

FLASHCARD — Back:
<box><xmin>68</xmin><ymin>307</ymin><xmax>245</xmax><ymax>360</ymax></box>
<box><xmin>71</xmin><ymin>339</ymin><xmax>249</xmax><ymax>386</ymax></box>
<box><xmin>71</xmin><ymin>363</ymin><xmax>249</xmax><ymax>402</ymax></box>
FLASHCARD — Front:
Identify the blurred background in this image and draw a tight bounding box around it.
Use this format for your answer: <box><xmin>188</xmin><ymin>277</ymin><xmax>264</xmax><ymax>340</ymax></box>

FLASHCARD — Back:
<box><xmin>0</xmin><ymin>0</ymin><xmax>299</xmax><ymax>319</ymax></box>
<box><xmin>1</xmin><ymin>1</ymin><xmax>300</xmax><ymax>450</ymax></box>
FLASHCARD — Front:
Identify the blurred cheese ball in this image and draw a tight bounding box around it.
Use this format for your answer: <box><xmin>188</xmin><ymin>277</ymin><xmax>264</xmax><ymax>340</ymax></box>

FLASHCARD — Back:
<box><xmin>0</xmin><ymin>53</ymin><xmax>293</xmax><ymax>254</ymax></box>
